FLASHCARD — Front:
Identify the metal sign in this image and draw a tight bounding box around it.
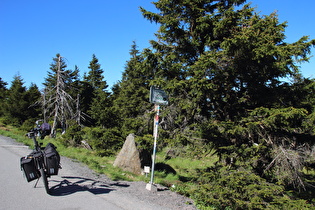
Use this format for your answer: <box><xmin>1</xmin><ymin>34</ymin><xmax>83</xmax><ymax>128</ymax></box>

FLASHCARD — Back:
<box><xmin>149</xmin><ymin>86</ymin><xmax>169</xmax><ymax>105</ymax></box>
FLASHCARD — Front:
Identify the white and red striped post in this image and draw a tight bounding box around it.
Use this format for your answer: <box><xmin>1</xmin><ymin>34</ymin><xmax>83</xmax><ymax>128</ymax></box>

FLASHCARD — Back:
<box><xmin>149</xmin><ymin>104</ymin><xmax>160</xmax><ymax>186</ymax></box>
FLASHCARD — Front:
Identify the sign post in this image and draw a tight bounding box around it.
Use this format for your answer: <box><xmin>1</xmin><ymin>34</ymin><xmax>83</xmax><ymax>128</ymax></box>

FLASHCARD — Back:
<box><xmin>146</xmin><ymin>86</ymin><xmax>168</xmax><ymax>191</ymax></box>
<box><xmin>150</xmin><ymin>104</ymin><xmax>159</xmax><ymax>185</ymax></box>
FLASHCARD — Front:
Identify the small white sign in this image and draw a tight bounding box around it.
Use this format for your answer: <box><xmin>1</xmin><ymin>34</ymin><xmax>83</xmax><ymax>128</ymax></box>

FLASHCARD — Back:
<box><xmin>144</xmin><ymin>166</ymin><xmax>150</xmax><ymax>173</ymax></box>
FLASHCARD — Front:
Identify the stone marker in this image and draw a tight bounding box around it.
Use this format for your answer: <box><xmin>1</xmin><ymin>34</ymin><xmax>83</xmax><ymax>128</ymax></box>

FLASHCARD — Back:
<box><xmin>113</xmin><ymin>134</ymin><xmax>151</xmax><ymax>175</ymax></box>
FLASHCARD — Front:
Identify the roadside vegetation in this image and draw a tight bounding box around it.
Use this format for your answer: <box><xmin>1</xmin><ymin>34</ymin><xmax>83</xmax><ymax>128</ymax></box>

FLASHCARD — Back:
<box><xmin>1</xmin><ymin>0</ymin><xmax>315</xmax><ymax>209</ymax></box>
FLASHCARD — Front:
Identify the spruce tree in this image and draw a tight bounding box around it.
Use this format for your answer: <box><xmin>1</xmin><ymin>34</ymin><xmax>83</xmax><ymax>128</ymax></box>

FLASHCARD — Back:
<box><xmin>25</xmin><ymin>83</ymin><xmax>41</xmax><ymax>120</ymax></box>
<box><xmin>81</xmin><ymin>54</ymin><xmax>108</xmax><ymax>116</ymax></box>
<box><xmin>84</xmin><ymin>54</ymin><xmax>107</xmax><ymax>91</ymax></box>
<box><xmin>3</xmin><ymin>75</ymin><xmax>28</xmax><ymax>125</ymax></box>
<box><xmin>0</xmin><ymin>77</ymin><xmax>8</xmax><ymax>117</ymax></box>
<box><xmin>141</xmin><ymin>0</ymin><xmax>315</xmax><ymax>122</ymax></box>
<box><xmin>84</xmin><ymin>54</ymin><xmax>111</xmax><ymax>127</ymax></box>
<box><xmin>111</xmin><ymin>42</ymin><xmax>154</xmax><ymax>136</ymax></box>
<box><xmin>140</xmin><ymin>0</ymin><xmax>315</xmax><ymax>191</ymax></box>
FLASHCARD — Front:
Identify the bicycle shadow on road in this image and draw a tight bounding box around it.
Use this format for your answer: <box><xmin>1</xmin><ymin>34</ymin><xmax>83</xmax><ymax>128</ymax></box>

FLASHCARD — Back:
<box><xmin>49</xmin><ymin>176</ymin><xmax>129</xmax><ymax>196</ymax></box>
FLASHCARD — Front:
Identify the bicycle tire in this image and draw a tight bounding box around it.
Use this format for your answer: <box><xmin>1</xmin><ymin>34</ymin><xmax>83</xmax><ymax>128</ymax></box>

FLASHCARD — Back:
<box><xmin>40</xmin><ymin>168</ymin><xmax>50</xmax><ymax>194</ymax></box>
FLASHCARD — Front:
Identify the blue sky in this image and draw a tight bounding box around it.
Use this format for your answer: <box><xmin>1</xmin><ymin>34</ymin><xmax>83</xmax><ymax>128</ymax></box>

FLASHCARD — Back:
<box><xmin>0</xmin><ymin>0</ymin><xmax>314</xmax><ymax>90</ymax></box>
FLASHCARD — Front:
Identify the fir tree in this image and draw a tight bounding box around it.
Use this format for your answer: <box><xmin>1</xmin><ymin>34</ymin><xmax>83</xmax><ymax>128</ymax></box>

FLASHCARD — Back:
<box><xmin>141</xmin><ymin>0</ymin><xmax>315</xmax><ymax>122</ymax></box>
<box><xmin>3</xmin><ymin>75</ymin><xmax>28</xmax><ymax>125</ymax></box>
<box><xmin>140</xmin><ymin>0</ymin><xmax>315</xmax><ymax>191</ymax></box>
<box><xmin>84</xmin><ymin>54</ymin><xmax>107</xmax><ymax>91</ymax></box>
<box><xmin>0</xmin><ymin>77</ymin><xmax>8</xmax><ymax>116</ymax></box>
<box><xmin>84</xmin><ymin>54</ymin><xmax>111</xmax><ymax>127</ymax></box>
<box><xmin>25</xmin><ymin>83</ymin><xmax>41</xmax><ymax>120</ymax></box>
<box><xmin>111</xmin><ymin>42</ymin><xmax>154</xmax><ymax>136</ymax></box>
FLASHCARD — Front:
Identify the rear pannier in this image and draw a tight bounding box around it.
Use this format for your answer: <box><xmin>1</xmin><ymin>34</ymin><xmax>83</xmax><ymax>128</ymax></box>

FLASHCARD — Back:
<box><xmin>20</xmin><ymin>154</ymin><xmax>40</xmax><ymax>182</ymax></box>
<box><xmin>43</xmin><ymin>143</ymin><xmax>60</xmax><ymax>175</ymax></box>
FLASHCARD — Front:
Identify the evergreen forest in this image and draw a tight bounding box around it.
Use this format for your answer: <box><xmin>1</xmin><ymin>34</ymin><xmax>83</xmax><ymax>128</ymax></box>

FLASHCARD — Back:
<box><xmin>1</xmin><ymin>0</ymin><xmax>315</xmax><ymax>209</ymax></box>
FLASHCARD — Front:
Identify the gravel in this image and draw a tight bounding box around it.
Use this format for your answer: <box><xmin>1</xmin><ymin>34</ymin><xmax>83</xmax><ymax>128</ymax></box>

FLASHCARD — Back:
<box><xmin>60</xmin><ymin>155</ymin><xmax>197</xmax><ymax>210</ymax></box>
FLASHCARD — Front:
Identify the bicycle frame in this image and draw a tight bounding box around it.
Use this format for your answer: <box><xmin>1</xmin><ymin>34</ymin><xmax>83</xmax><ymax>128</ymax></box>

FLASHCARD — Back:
<box><xmin>27</xmin><ymin>129</ymin><xmax>50</xmax><ymax>194</ymax></box>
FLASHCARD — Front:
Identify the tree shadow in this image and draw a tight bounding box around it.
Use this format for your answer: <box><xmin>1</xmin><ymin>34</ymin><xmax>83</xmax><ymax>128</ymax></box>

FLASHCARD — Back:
<box><xmin>49</xmin><ymin>176</ymin><xmax>129</xmax><ymax>196</ymax></box>
<box><xmin>155</xmin><ymin>162</ymin><xmax>177</xmax><ymax>174</ymax></box>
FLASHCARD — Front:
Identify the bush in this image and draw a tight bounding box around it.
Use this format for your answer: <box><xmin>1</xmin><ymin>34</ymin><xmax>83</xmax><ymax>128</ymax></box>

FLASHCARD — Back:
<box><xmin>59</xmin><ymin>122</ymin><xmax>83</xmax><ymax>147</ymax></box>
<box><xmin>20</xmin><ymin>118</ymin><xmax>37</xmax><ymax>131</ymax></box>
<box><xmin>135</xmin><ymin>134</ymin><xmax>153</xmax><ymax>151</ymax></box>
<box><xmin>83</xmin><ymin>126</ymin><xmax>124</xmax><ymax>156</ymax></box>
<box><xmin>188</xmin><ymin>167</ymin><xmax>314</xmax><ymax>209</ymax></box>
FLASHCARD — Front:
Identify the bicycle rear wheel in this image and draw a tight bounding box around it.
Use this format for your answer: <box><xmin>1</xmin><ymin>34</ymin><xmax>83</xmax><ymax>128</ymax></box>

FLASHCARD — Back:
<box><xmin>40</xmin><ymin>168</ymin><xmax>49</xmax><ymax>194</ymax></box>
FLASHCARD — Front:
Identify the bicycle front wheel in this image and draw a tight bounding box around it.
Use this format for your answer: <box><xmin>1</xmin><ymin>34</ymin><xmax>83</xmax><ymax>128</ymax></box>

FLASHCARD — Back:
<box><xmin>40</xmin><ymin>168</ymin><xmax>49</xmax><ymax>194</ymax></box>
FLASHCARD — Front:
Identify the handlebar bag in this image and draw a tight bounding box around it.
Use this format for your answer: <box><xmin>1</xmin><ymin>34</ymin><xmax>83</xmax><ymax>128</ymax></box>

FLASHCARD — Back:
<box><xmin>43</xmin><ymin>143</ymin><xmax>60</xmax><ymax>175</ymax></box>
<box><xmin>20</xmin><ymin>154</ymin><xmax>41</xmax><ymax>182</ymax></box>
<box><xmin>40</xmin><ymin>123</ymin><xmax>51</xmax><ymax>139</ymax></box>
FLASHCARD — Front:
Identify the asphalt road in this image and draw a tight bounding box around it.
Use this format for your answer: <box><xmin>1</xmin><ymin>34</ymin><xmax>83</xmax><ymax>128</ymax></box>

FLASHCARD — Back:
<box><xmin>0</xmin><ymin>135</ymin><xmax>170</xmax><ymax>210</ymax></box>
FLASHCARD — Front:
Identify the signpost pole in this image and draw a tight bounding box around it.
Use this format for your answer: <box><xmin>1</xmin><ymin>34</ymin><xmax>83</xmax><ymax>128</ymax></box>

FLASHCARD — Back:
<box><xmin>150</xmin><ymin>104</ymin><xmax>159</xmax><ymax>185</ymax></box>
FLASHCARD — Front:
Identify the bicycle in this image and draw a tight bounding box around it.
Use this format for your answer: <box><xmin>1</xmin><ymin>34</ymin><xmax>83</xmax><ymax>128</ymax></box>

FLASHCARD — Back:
<box><xmin>21</xmin><ymin>124</ymin><xmax>60</xmax><ymax>195</ymax></box>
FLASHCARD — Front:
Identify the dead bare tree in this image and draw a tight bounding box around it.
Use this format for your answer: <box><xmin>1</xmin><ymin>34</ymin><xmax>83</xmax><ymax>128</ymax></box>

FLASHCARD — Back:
<box><xmin>265</xmin><ymin>143</ymin><xmax>307</xmax><ymax>191</ymax></box>
<box><xmin>48</xmin><ymin>55</ymin><xmax>74</xmax><ymax>137</ymax></box>
<box><xmin>34</xmin><ymin>55</ymin><xmax>76</xmax><ymax>137</ymax></box>
<box><xmin>73</xmin><ymin>94</ymin><xmax>90</xmax><ymax>126</ymax></box>
<box><xmin>37</xmin><ymin>55</ymin><xmax>89</xmax><ymax>136</ymax></box>
<box><xmin>246</xmin><ymin>121</ymin><xmax>312</xmax><ymax>191</ymax></box>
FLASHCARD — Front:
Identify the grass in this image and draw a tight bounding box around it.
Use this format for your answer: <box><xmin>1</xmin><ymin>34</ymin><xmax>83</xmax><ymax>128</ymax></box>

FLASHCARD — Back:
<box><xmin>165</xmin><ymin>156</ymin><xmax>218</xmax><ymax>175</ymax></box>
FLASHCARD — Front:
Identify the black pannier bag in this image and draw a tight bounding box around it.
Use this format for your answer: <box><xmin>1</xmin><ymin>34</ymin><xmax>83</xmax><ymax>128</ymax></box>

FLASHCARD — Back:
<box><xmin>20</xmin><ymin>154</ymin><xmax>40</xmax><ymax>182</ymax></box>
<box><xmin>43</xmin><ymin>143</ymin><xmax>60</xmax><ymax>175</ymax></box>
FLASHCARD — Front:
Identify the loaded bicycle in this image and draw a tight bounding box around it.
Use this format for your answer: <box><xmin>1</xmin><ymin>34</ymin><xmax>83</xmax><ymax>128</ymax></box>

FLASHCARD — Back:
<box><xmin>21</xmin><ymin>121</ymin><xmax>60</xmax><ymax>194</ymax></box>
